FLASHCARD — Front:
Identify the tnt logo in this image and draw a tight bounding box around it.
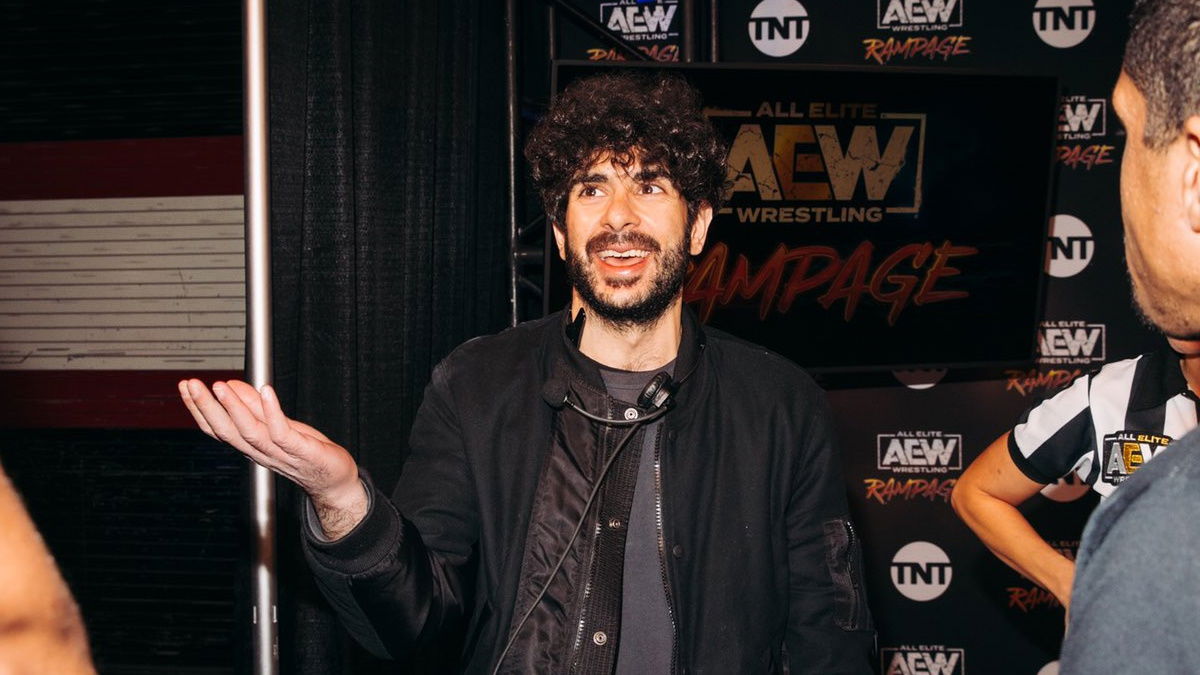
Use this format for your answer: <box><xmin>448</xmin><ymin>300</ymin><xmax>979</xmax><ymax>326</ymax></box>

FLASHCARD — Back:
<box><xmin>890</xmin><ymin>541</ymin><xmax>952</xmax><ymax>601</ymax></box>
<box><xmin>1044</xmin><ymin>214</ymin><xmax>1094</xmax><ymax>278</ymax></box>
<box><xmin>1058</xmin><ymin>96</ymin><xmax>1107</xmax><ymax>140</ymax></box>
<box><xmin>748</xmin><ymin>0</ymin><xmax>810</xmax><ymax>57</ymax></box>
<box><xmin>1040</xmin><ymin>470</ymin><xmax>1089</xmax><ymax>502</ymax></box>
<box><xmin>881</xmin><ymin>646</ymin><xmax>966</xmax><ymax>675</ymax></box>
<box><xmin>877</xmin><ymin>432</ymin><xmax>962</xmax><ymax>474</ymax></box>
<box><xmin>1033</xmin><ymin>0</ymin><xmax>1095</xmax><ymax>48</ymax></box>
<box><xmin>1036</xmin><ymin>320</ymin><xmax>1105</xmax><ymax>365</ymax></box>
<box><xmin>877</xmin><ymin>0</ymin><xmax>963</xmax><ymax>31</ymax></box>
<box><xmin>601</xmin><ymin>1</ymin><xmax>678</xmax><ymax>41</ymax></box>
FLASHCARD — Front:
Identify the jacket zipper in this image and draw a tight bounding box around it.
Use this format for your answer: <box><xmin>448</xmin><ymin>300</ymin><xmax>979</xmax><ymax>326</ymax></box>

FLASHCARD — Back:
<box><xmin>569</xmin><ymin>401</ymin><xmax>616</xmax><ymax>672</ymax></box>
<box><xmin>843</xmin><ymin>519</ymin><xmax>862</xmax><ymax>629</ymax></box>
<box><xmin>569</xmin><ymin>521</ymin><xmax>601</xmax><ymax>671</ymax></box>
<box><xmin>654</xmin><ymin>428</ymin><xmax>680</xmax><ymax>674</ymax></box>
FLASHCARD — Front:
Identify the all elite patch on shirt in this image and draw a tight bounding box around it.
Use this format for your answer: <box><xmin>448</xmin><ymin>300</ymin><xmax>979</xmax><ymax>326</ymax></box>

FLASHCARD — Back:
<box><xmin>1100</xmin><ymin>431</ymin><xmax>1173</xmax><ymax>486</ymax></box>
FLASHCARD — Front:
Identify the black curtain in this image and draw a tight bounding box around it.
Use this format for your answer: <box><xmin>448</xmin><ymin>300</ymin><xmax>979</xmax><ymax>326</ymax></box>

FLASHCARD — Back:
<box><xmin>266</xmin><ymin>1</ymin><xmax>508</xmax><ymax>672</ymax></box>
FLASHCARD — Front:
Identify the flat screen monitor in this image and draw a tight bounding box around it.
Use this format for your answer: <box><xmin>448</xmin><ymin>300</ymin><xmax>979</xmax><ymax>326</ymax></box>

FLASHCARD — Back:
<box><xmin>548</xmin><ymin>62</ymin><xmax>1058</xmax><ymax>372</ymax></box>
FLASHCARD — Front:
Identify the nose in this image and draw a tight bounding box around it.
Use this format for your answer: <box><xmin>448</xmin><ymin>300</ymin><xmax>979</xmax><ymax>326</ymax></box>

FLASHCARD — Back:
<box><xmin>602</xmin><ymin>186</ymin><xmax>640</xmax><ymax>231</ymax></box>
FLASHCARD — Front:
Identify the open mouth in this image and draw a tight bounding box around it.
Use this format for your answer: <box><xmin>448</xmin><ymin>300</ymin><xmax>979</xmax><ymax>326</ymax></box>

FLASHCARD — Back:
<box><xmin>597</xmin><ymin>248</ymin><xmax>651</xmax><ymax>268</ymax></box>
<box><xmin>586</xmin><ymin>232</ymin><xmax>660</xmax><ymax>277</ymax></box>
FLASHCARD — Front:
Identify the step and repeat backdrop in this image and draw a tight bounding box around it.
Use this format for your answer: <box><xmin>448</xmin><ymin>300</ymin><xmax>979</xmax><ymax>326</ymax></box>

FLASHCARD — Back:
<box><xmin>555</xmin><ymin>1</ymin><xmax>1152</xmax><ymax>673</ymax></box>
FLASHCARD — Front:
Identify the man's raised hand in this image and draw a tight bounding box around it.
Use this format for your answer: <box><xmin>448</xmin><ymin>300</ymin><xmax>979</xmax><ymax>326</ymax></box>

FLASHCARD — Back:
<box><xmin>178</xmin><ymin>379</ymin><xmax>368</xmax><ymax>539</ymax></box>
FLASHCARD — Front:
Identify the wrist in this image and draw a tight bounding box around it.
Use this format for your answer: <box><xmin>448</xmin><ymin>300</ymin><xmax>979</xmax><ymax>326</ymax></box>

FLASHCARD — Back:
<box><xmin>1049</xmin><ymin>557</ymin><xmax>1076</xmax><ymax>606</ymax></box>
<box><xmin>311</xmin><ymin>478</ymin><xmax>369</xmax><ymax>540</ymax></box>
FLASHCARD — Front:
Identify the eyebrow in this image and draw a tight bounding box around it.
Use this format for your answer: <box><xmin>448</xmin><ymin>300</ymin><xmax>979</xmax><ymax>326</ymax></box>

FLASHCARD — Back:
<box><xmin>633</xmin><ymin>167</ymin><xmax>667</xmax><ymax>182</ymax></box>
<box><xmin>576</xmin><ymin>173</ymin><xmax>608</xmax><ymax>185</ymax></box>
<box><xmin>571</xmin><ymin>166</ymin><xmax>670</xmax><ymax>187</ymax></box>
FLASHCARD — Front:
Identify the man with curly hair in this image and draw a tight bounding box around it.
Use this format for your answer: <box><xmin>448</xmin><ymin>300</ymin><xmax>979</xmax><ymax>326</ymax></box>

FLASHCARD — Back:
<box><xmin>180</xmin><ymin>70</ymin><xmax>873</xmax><ymax>673</ymax></box>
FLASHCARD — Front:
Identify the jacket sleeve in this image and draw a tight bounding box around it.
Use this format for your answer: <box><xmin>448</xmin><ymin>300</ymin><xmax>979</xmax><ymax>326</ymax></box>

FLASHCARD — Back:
<box><xmin>302</xmin><ymin>360</ymin><xmax>480</xmax><ymax>660</ymax></box>
<box><xmin>784</xmin><ymin>386</ymin><xmax>875</xmax><ymax>673</ymax></box>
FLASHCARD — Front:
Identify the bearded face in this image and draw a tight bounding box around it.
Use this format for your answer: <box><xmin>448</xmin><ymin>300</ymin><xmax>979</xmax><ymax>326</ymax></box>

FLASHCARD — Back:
<box><xmin>553</xmin><ymin>155</ymin><xmax>709</xmax><ymax>331</ymax></box>
<box><xmin>563</xmin><ymin>224</ymin><xmax>692</xmax><ymax>328</ymax></box>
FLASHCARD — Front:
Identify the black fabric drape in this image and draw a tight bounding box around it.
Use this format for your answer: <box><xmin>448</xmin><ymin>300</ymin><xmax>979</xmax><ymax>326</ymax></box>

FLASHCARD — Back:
<box><xmin>266</xmin><ymin>1</ymin><xmax>508</xmax><ymax>672</ymax></box>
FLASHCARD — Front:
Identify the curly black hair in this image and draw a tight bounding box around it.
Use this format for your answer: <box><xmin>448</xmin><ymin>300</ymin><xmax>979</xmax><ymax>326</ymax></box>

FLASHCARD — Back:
<box><xmin>525</xmin><ymin>70</ymin><xmax>728</xmax><ymax>229</ymax></box>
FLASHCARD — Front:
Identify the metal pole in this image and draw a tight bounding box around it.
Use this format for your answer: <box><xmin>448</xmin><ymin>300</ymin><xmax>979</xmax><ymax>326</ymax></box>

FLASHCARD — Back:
<box><xmin>709</xmin><ymin>0</ymin><xmax>720</xmax><ymax>62</ymax></box>
<box><xmin>506</xmin><ymin>0</ymin><xmax>520</xmax><ymax>327</ymax></box>
<box><xmin>243</xmin><ymin>0</ymin><xmax>278</xmax><ymax>672</ymax></box>
<box><xmin>682</xmin><ymin>0</ymin><xmax>695</xmax><ymax>62</ymax></box>
<box><xmin>544</xmin><ymin>3</ymin><xmax>557</xmax><ymax>319</ymax></box>
<box><xmin>548</xmin><ymin>4</ymin><xmax>557</xmax><ymax>62</ymax></box>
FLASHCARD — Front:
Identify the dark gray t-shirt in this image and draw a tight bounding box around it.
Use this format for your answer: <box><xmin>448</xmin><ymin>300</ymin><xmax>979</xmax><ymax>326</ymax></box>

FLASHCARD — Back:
<box><xmin>600</xmin><ymin>362</ymin><xmax>675</xmax><ymax>675</ymax></box>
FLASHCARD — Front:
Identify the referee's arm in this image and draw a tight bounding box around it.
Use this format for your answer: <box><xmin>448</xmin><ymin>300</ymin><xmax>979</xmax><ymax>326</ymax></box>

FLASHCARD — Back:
<box><xmin>950</xmin><ymin>432</ymin><xmax>1076</xmax><ymax>610</ymax></box>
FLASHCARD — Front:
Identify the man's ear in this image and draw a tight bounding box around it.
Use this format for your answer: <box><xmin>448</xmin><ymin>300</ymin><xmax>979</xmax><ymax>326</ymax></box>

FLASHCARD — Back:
<box><xmin>1184</xmin><ymin>115</ymin><xmax>1200</xmax><ymax>232</ymax></box>
<box><xmin>551</xmin><ymin>219</ymin><xmax>568</xmax><ymax>261</ymax></box>
<box><xmin>688</xmin><ymin>203</ymin><xmax>714</xmax><ymax>256</ymax></box>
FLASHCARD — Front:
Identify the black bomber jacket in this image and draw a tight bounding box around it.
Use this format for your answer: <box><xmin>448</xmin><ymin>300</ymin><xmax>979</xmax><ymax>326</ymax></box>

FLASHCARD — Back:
<box><xmin>303</xmin><ymin>308</ymin><xmax>875</xmax><ymax>673</ymax></box>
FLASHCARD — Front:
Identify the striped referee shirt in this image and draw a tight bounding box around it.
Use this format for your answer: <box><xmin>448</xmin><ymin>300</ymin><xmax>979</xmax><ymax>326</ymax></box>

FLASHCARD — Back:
<box><xmin>1009</xmin><ymin>348</ymin><xmax>1199</xmax><ymax>498</ymax></box>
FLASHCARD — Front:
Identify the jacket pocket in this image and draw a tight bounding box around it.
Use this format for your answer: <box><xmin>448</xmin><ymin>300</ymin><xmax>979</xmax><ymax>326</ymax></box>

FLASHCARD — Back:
<box><xmin>821</xmin><ymin>518</ymin><xmax>870</xmax><ymax>631</ymax></box>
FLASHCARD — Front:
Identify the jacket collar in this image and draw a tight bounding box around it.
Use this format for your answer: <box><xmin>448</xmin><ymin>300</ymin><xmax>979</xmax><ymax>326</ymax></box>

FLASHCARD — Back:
<box><xmin>541</xmin><ymin>304</ymin><xmax>708</xmax><ymax>409</ymax></box>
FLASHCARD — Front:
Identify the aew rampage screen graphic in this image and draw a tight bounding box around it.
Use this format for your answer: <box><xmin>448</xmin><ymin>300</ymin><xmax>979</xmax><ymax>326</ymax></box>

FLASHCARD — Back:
<box><xmin>559</xmin><ymin>0</ymin><xmax>683</xmax><ymax>62</ymax></box>
<box><xmin>555</xmin><ymin>64</ymin><xmax>1057</xmax><ymax>370</ymax></box>
<box><xmin>864</xmin><ymin>430</ymin><xmax>963</xmax><ymax>505</ymax></box>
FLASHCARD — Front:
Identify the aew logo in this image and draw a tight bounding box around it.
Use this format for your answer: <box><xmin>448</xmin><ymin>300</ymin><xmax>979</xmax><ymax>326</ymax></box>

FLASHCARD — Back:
<box><xmin>877</xmin><ymin>431</ymin><xmax>962</xmax><ymax>474</ymax></box>
<box><xmin>1036</xmin><ymin>320</ymin><xmax>1105</xmax><ymax>366</ymax></box>
<box><xmin>601</xmin><ymin>1</ymin><xmax>678</xmax><ymax>42</ymax></box>
<box><xmin>749</xmin><ymin>0</ymin><xmax>810</xmax><ymax>57</ymax></box>
<box><xmin>1101</xmin><ymin>431</ymin><xmax>1172</xmax><ymax>486</ymax></box>
<box><xmin>890</xmin><ymin>541</ymin><xmax>952</xmax><ymax>601</ymax></box>
<box><xmin>724</xmin><ymin>114</ymin><xmax>924</xmax><ymax>219</ymax></box>
<box><xmin>1058</xmin><ymin>96</ymin><xmax>1107</xmax><ymax>140</ymax></box>
<box><xmin>1033</xmin><ymin>0</ymin><xmax>1095</xmax><ymax>49</ymax></box>
<box><xmin>881</xmin><ymin>646</ymin><xmax>965</xmax><ymax>675</ymax></box>
<box><xmin>1044</xmin><ymin>214</ymin><xmax>1094</xmax><ymax>278</ymax></box>
<box><xmin>877</xmin><ymin>0</ymin><xmax>963</xmax><ymax>32</ymax></box>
